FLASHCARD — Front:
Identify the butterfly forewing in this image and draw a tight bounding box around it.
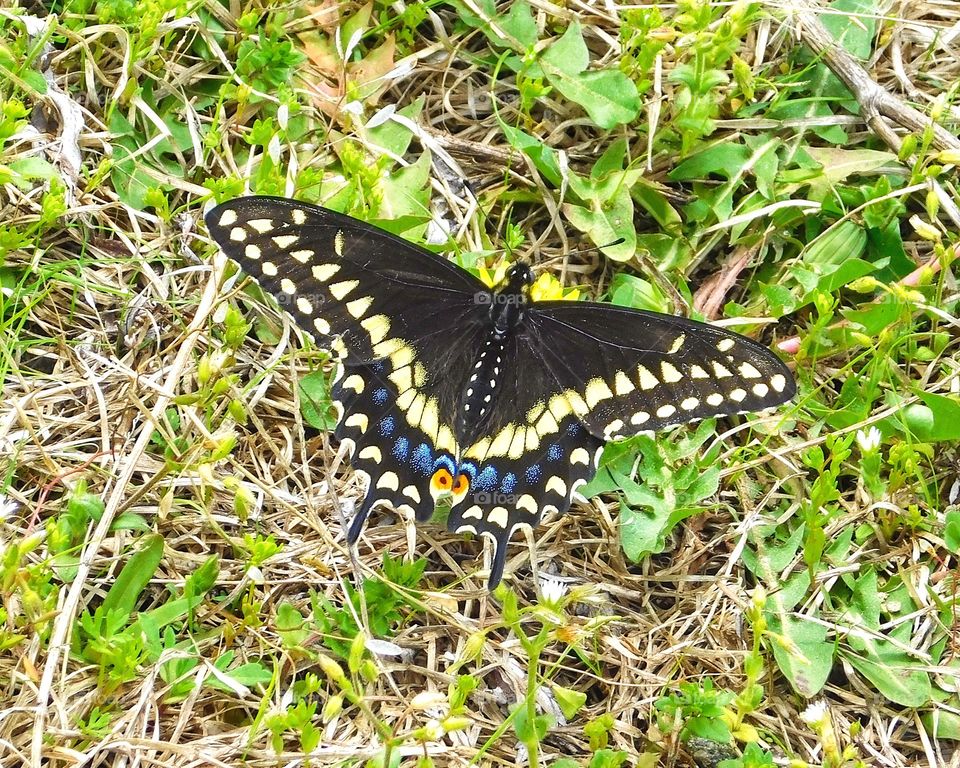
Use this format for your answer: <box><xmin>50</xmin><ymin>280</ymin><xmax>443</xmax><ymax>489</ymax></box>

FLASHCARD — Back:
<box><xmin>525</xmin><ymin>302</ymin><xmax>796</xmax><ymax>440</ymax></box>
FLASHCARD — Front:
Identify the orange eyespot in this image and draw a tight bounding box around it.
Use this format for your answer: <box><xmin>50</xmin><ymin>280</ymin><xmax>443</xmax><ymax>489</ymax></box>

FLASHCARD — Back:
<box><xmin>452</xmin><ymin>473</ymin><xmax>470</xmax><ymax>495</ymax></box>
<box><xmin>431</xmin><ymin>468</ymin><xmax>453</xmax><ymax>493</ymax></box>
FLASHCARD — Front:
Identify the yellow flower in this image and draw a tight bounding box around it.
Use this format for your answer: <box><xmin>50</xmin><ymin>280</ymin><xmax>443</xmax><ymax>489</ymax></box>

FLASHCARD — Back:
<box><xmin>477</xmin><ymin>261</ymin><xmax>580</xmax><ymax>302</ymax></box>
<box><xmin>477</xmin><ymin>262</ymin><xmax>509</xmax><ymax>289</ymax></box>
<box><xmin>531</xmin><ymin>272</ymin><xmax>580</xmax><ymax>302</ymax></box>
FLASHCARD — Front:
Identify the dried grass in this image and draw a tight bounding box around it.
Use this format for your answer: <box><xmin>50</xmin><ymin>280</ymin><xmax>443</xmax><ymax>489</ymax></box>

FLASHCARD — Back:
<box><xmin>1</xmin><ymin>1</ymin><xmax>958</xmax><ymax>766</ymax></box>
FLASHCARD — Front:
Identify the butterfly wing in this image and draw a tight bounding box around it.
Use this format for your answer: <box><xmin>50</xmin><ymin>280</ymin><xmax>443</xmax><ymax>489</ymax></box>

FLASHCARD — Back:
<box><xmin>448</xmin><ymin>300</ymin><xmax>794</xmax><ymax>587</ymax></box>
<box><xmin>206</xmin><ymin>196</ymin><xmax>488</xmax><ymax>363</ymax></box>
<box><xmin>525</xmin><ymin>301</ymin><xmax>795</xmax><ymax>439</ymax></box>
<box><xmin>206</xmin><ymin>197</ymin><xmax>489</xmax><ymax>537</ymax></box>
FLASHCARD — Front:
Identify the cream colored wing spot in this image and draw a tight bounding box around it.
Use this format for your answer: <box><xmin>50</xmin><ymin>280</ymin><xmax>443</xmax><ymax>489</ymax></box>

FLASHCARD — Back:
<box><xmin>345</xmin><ymin>413</ymin><xmax>369</xmax><ymax>432</ymax></box>
<box><xmin>342</xmin><ymin>374</ymin><xmax>365</xmax><ymax>393</ymax></box>
<box><xmin>488</xmin><ymin>425</ymin><xmax>515</xmax><ymax>457</ymax></box>
<box><xmin>334</xmin><ymin>230</ymin><xmax>345</xmax><ymax>256</ymax></box>
<box><xmin>402</xmin><ymin>485</ymin><xmax>421</xmax><ymax>504</ymax></box>
<box><xmin>218</xmin><ymin>209</ymin><xmax>237</xmax><ymax>227</ymax></box>
<box><xmin>637</xmin><ymin>365</ymin><xmax>659</xmax><ymax>390</ymax></box>
<box><xmin>656</xmin><ymin>404</ymin><xmax>676</xmax><ymax>418</ymax></box>
<box><xmin>706</xmin><ymin>393</ymin><xmax>724</xmax><ymax>407</ymax></box>
<box><xmin>739</xmin><ymin>362</ymin><xmax>762</xmax><ymax>378</ymax></box>
<box><xmin>374</xmin><ymin>337</ymin><xmax>405</xmax><ymax>359</ymax></box>
<box><xmin>630</xmin><ymin>411</ymin><xmax>650</xmax><ymax>425</ymax></box>
<box><xmin>603</xmin><ymin>419</ymin><xmax>624</xmax><ymax>439</ymax></box>
<box><xmin>358</xmin><ymin>445</ymin><xmax>382</xmax><ymax>463</ymax></box>
<box><xmin>290</xmin><ymin>249</ymin><xmax>313</xmax><ymax>263</ymax></box>
<box><xmin>729</xmin><ymin>388</ymin><xmax>747</xmax><ymax>403</ymax></box>
<box><xmin>329</xmin><ymin>280</ymin><xmax>359</xmax><ymax>300</ymax></box>
<box><xmin>296</xmin><ymin>297</ymin><xmax>313</xmax><ymax>314</ymax></box>
<box><xmin>272</xmin><ymin>234</ymin><xmax>299</xmax><ymax>249</ymax></box>
<box><xmin>526</xmin><ymin>401</ymin><xmax>547</xmax><ymax>423</ymax></box>
<box><xmin>413</xmin><ymin>362</ymin><xmax>428</xmax><ymax>387</ymax></box>
<box><xmin>546</xmin><ymin>477</ymin><xmax>567</xmax><ymax>497</ymax></box>
<box><xmin>690</xmin><ymin>364</ymin><xmax>709</xmax><ymax>379</ymax></box>
<box><xmin>280</xmin><ymin>278</ymin><xmax>296</xmax><ymax>295</ymax></box>
<box><xmin>585</xmin><ymin>377</ymin><xmax>614</xmax><ymax>409</ymax></box>
<box><xmin>230</xmin><ymin>227</ymin><xmax>247</xmax><ymax>242</ymax></box>
<box><xmin>660</xmin><ymin>361</ymin><xmax>683</xmax><ymax>384</ymax></box>
<box><xmin>346</xmin><ymin>296</ymin><xmax>373</xmax><ymax>318</ymax></box>
<box><xmin>390</xmin><ymin>344</ymin><xmax>414</xmax><ymax>369</ymax></box>
<box><xmin>291</xmin><ymin>209</ymin><xmax>306</xmax><ymax>225</ymax></box>
<box><xmin>548</xmin><ymin>393</ymin><xmax>573</xmax><ymax>421</ymax></box>
<box><xmin>487</xmin><ymin>507</ymin><xmax>509</xmax><ymax>528</ymax></box>
<box><xmin>614</xmin><ymin>370</ymin><xmax>635</xmax><ymax>395</ymax></box>
<box><xmin>361</xmin><ymin>315</ymin><xmax>391</xmax><ymax>345</ymax></box>
<box><xmin>377</xmin><ymin>471</ymin><xmax>400</xmax><ymax>491</ymax></box>
<box><xmin>717</xmin><ymin>338</ymin><xmax>736</xmax><ymax>352</ymax></box>
<box><xmin>752</xmin><ymin>382</ymin><xmax>770</xmax><ymax>397</ymax></box>
<box><xmin>312</xmin><ymin>263</ymin><xmax>340</xmax><ymax>281</ymax></box>
<box><xmin>770</xmin><ymin>374</ymin><xmax>787</xmax><ymax>393</ymax></box>
<box><xmin>262</xmin><ymin>261</ymin><xmax>279</xmax><ymax>277</ymax></box>
<box><xmin>389</xmin><ymin>366</ymin><xmax>413</xmax><ymax>393</ymax></box>
<box><xmin>419</xmin><ymin>399</ymin><xmax>441</xmax><ymax>441</ymax></box>
<box><xmin>245</xmin><ymin>244</ymin><xmax>261</xmax><ymax>259</ymax></box>
<box><xmin>668</xmin><ymin>334</ymin><xmax>686</xmax><ymax>354</ymax></box>
<box><xmin>248</xmin><ymin>218</ymin><xmax>274</xmax><ymax>234</ymax></box>
<box><xmin>396</xmin><ymin>388</ymin><xmax>417</xmax><ymax>410</ymax></box>
<box><xmin>681</xmin><ymin>397</ymin><xmax>699</xmax><ymax>411</ymax></box>
<box><xmin>516</xmin><ymin>494</ymin><xmax>538</xmax><ymax>514</ymax></box>
<box><xmin>508</xmin><ymin>429</ymin><xmax>527</xmax><ymax>460</ymax></box>
<box><xmin>712</xmin><ymin>361</ymin><xmax>732</xmax><ymax>378</ymax></box>
<box><xmin>535</xmin><ymin>409</ymin><xmax>560</xmax><ymax>436</ymax></box>
<box><xmin>407</xmin><ymin>393</ymin><xmax>426</xmax><ymax>425</ymax></box>
<box><xmin>461</xmin><ymin>505</ymin><xmax>483</xmax><ymax>520</ymax></box>
<box><xmin>523</xmin><ymin>427</ymin><xmax>538</xmax><ymax>451</ymax></box>
<box><xmin>436</xmin><ymin>425</ymin><xmax>456</xmax><ymax>455</ymax></box>
<box><xmin>314</xmin><ymin>317</ymin><xmax>331</xmax><ymax>335</ymax></box>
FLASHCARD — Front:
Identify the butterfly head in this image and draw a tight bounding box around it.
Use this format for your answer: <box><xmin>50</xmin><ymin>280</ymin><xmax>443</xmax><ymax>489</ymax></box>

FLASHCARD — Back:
<box><xmin>502</xmin><ymin>261</ymin><xmax>535</xmax><ymax>293</ymax></box>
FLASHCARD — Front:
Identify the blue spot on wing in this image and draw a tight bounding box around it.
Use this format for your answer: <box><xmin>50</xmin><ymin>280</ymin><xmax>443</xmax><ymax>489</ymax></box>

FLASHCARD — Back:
<box><xmin>547</xmin><ymin>443</ymin><xmax>562</xmax><ymax>461</ymax></box>
<box><xmin>393</xmin><ymin>437</ymin><xmax>409</xmax><ymax>461</ymax></box>
<box><xmin>525</xmin><ymin>464</ymin><xmax>541</xmax><ymax>483</ymax></box>
<box><xmin>475</xmin><ymin>466</ymin><xmax>498</xmax><ymax>491</ymax></box>
<box><xmin>373</xmin><ymin>387</ymin><xmax>389</xmax><ymax>406</ymax></box>
<box><xmin>411</xmin><ymin>443</ymin><xmax>433</xmax><ymax>475</ymax></box>
<box><xmin>458</xmin><ymin>461</ymin><xmax>478</xmax><ymax>481</ymax></box>
<box><xmin>379</xmin><ymin>416</ymin><xmax>395</xmax><ymax>436</ymax></box>
<box><xmin>501</xmin><ymin>473</ymin><xmax>517</xmax><ymax>494</ymax></box>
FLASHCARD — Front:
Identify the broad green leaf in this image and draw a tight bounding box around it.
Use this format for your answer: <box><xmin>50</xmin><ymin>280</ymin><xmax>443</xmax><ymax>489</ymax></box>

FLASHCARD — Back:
<box><xmin>299</xmin><ymin>371</ymin><xmax>337</xmax><ymax>431</ymax></box>
<box><xmin>376</xmin><ymin>151</ymin><xmax>431</xmax><ymax>236</ymax></box>
<box><xmin>540</xmin><ymin>21</ymin><xmax>590</xmax><ymax>76</ymax></box>
<box><xmin>945</xmin><ymin>510</ymin><xmax>960</xmax><ymax>554</ymax></box>
<box><xmin>563</xmin><ymin>181</ymin><xmax>636</xmax><ymax>261</ymax></box>
<box><xmin>451</xmin><ymin>0</ymin><xmax>536</xmax><ymax>52</ymax></box>
<box><xmin>921</xmin><ymin>708</ymin><xmax>960</xmax><ymax>740</ymax></box>
<box><xmin>365</xmin><ymin>98</ymin><xmax>424</xmax><ymax>157</ymax></box>
<box><xmin>607</xmin><ymin>273</ymin><xmax>670</xmax><ymax>313</ymax></box>
<box><xmin>8</xmin><ymin>156</ymin><xmax>59</xmax><ymax>188</ymax></box>
<box><xmin>631</xmin><ymin>179</ymin><xmax>682</xmax><ymax>235</ymax></box>
<box><xmin>109</xmin><ymin>111</ymin><xmax>154</xmax><ymax>209</ymax></box>
<box><xmin>843</xmin><ymin>648</ymin><xmax>932</xmax><ymax>707</ymax></box>
<box><xmin>768</xmin><ymin>613</ymin><xmax>833</xmax><ymax>698</ymax></box>
<box><xmin>669</xmin><ymin>143</ymin><xmax>752</xmax><ymax>181</ymax></box>
<box><xmin>545</xmin><ymin>69</ymin><xmax>640</xmax><ymax>130</ymax></box>
<box><xmin>820</xmin><ymin>0</ymin><xmax>878</xmax><ymax>60</ymax></box>
<box><xmin>804</xmin><ymin>147</ymin><xmax>902</xmax><ymax>200</ymax></box>
<box><xmin>499</xmin><ymin>122</ymin><xmax>562</xmax><ymax>186</ymax></box>
<box><xmin>902</xmin><ymin>394</ymin><xmax>960</xmax><ymax>442</ymax></box>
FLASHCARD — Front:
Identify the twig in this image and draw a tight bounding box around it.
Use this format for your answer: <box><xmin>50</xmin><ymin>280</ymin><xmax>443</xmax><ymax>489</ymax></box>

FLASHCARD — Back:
<box><xmin>783</xmin><ymin>2</ymin><xmax>960</xmax><ymax>153</ymax></box>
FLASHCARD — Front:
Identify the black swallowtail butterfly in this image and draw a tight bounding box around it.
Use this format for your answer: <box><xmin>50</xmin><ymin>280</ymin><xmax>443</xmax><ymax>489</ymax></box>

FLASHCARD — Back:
<box><xmin>206</xmin><ymin>197</ymin><xmax>795</xmax><ymax>588</ymax></box>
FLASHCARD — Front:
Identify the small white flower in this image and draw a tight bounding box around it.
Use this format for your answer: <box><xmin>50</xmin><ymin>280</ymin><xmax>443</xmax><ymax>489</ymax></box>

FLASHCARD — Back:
<box><xmin>0</xmin><ymin>496</ymin><xmax>20</xmax><ymax>521</ymax></box>
<box><xmin>800</xmin><ymin>699</ymin><xmax>829</xmax><ymax>726</ymax></box>
<box><xmin>856</xmin><ymin>426</ymin><xmax>882</xmax><ymax>452</ymax></box>
<box><xmin>245</xmin><ymin>565</ymin><xmax>264</xmax><ymax>584</ymax></box>
<box><xmin>539</xmin><ymin>575</ymin><xmax>567</xmax><ymax>606</ymax></box>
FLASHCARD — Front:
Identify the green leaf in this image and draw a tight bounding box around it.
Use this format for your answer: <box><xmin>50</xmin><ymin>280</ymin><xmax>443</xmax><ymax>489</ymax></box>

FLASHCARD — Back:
<box><xmin>909</xmin><ymin>393</ymin><xmax>960</xmax><ymax>442</ymax></box>
<box><xmin>945</xmin><ymin>510</ymin><xmax>960</xmax><ymax>554</ymax></box>
<box><xmin>109</xmin><ymin>111</ymin><xmax>154</xmax><ymax>209</ymax></box>
<box><xmin>842</xmin><ymin>648</ymin><xmax>932</xmax><ymax>707</ymax></box>
<box><xmin>669</xmin><ymin>143</ymin><xmax>752</xmax><ymax>181</ymax></box>
<box><xmin>768</xmin><ymin>613</ymin><xmax>833</xmax><ymax>697</ymax></box>
<box><xmin>820</xmin><ymin>0</ymin><xmax>878</xmax><ymax>60</ymax></box>
<box><xmin>563</xmin><ymin>182</ymin><xmax>636</xmax><ymax>261</ymax></box>
<box><xmin>298</xmin><ymin>371</ymin><xmax>337</xmax><ymax>431</ymax></box>
<box><xmin>552</xmin><ymin>683</ymin><xmax>587</xmax><ymax>720</ymax></box>
<box><xmin>540</xmin><ymin>21</ymin><xmax>590</xmax><ymax>76</ymax></box>
<box><xmin>499</xmin><ymin>122</ymin><xmax>562</xmax><ymax>186</ymax></box>
<box><xmin>545</xmin><ymin>69</ymin><xmax>640</xmax><ymax>130</ymax></box>
<box><xmin>101</xmin><ymin>534</ymin><xmax>165</xmax><ymax>621</ymax></box>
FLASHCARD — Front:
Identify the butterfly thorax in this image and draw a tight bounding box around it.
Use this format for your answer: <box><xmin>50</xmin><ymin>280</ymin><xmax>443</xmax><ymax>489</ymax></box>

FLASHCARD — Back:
<box><xmin>456</xmin><ymin>262</ymin><xmax>534</xmax><ymax>443</ymax></box>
